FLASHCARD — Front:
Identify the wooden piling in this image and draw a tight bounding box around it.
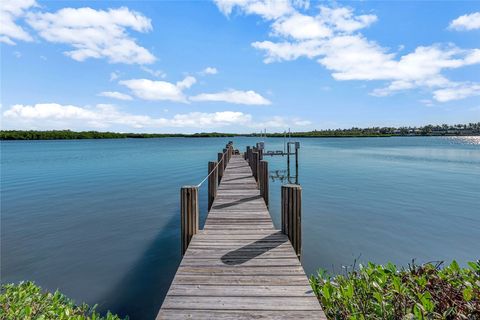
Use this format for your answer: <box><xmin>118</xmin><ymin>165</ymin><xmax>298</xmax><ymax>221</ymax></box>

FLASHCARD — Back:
<box><xmin>259</xmin><ymin>160</ymin><xmax>269</xmax><ymax>207</ymax></box>
<box><xmin>180</xmin><ymin>186</ymin><xmax>198</xmax><ymax>256</ymax></box>
<box><xmin>222</xmin><ymin>148</ymin><xmax>228</xmax><ymax>170</ymax></box>
<box><xmin>217</xmin><ymin>152</ymin><xmax>224</xmax><ymax>184</ymax></box>
<box><xmin>281</xmin><ymin>184</ymin><xmax>302</xmax><ymax>259</ymax></box>
<box><xmin>252</xmin><ymin>151</ymin><xmax>259</xmax><ymax>182</ymax></box>
<box><xmin>228</xmin><ymin>145</ymin><xmax>233</xmax><ymax>162</ymax></box>
<box><xmin>245</xmin><ymin>146</ymin><xmax>250</xmax><ymax>160</ymax></box>
<box><xmin>247</xmin><ymin>147</ymin><xmax>252</xmax><ymax>167</ymax></box>
<box><xmin>208</xmin><ymin>161</ymin><xmax>217</xmax><ymax>211</ymax></box>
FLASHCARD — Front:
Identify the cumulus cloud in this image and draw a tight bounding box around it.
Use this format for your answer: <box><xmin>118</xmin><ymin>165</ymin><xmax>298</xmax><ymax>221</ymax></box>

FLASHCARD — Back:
<box><xmin>200</xmin><ymin>67</ymin><xmax>218</xmax><ymax>75</ymax></box>
<box><xmin>449</xmin><ymin>12</ymin><xmax>480</xmax><ymax>31</ymax></box>
<box><xmin>119</xmin><ymin>76</ymin><xmax>196</xmax><ymax>102</ymax></box>
<box><xmin>216</xmin><ymin>1</ymin><xmax>480</xmax><ymax>102</ymax></box>
<box><xmin>433</xmin><ymin>83</ymin><xmax>480</xmax><ymax>102</ymax></box>
<box><xmin>2</xmin><ymin>103</ymin><xmax>252</xmax><ymax>130</ymax></box>
<box><xmin>0</xmin><ymin>0</ymin><xmax>36</xmax><ymax>45</ymax></box>
<box><xmin>26</xmin><ymin>6</ymin><xmax>155</xmax><ymax>64</ymax></box>
<box><xmin>2</xmin><ymin>103</ymin><xmax>311</xmax><ymax>131</ymax></box>
<box><xmin>98</xmin><ymin>91</ymin><xmax>133</xmax><ymax>101</ymax></box>
<box><xmin>318</xmin><ymin>6</ymin><xmax>377</xmax><ymax>33</ymax></box>
<box><xmin>214</xmin><ymin>0</ymin><xmax>294</xmax><ymax>20</ymax></box>
<box><xmin>272</xmin><ymin>13</ymin><xmax>332</xmax><ymax>39</ymax></box>
<box><xmin>190</xmin><ymin>90</ymin><xmax>271</xmax><ymax>105</ymax></box>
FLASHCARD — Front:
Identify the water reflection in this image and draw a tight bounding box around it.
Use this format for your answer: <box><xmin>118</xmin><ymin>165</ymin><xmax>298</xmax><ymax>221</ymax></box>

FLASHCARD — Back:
<box><xmin>270</xmin><ymin>168</ymin><xmax>299</xmax><ymax>184</ymax></box>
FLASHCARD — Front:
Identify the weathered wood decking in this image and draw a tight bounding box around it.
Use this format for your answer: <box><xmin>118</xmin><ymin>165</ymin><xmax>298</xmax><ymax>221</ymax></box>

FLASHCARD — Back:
<box><xmin>157</xmin><ymin>155</ymin><xmax>326</xmax><ymax>319</ymax></box>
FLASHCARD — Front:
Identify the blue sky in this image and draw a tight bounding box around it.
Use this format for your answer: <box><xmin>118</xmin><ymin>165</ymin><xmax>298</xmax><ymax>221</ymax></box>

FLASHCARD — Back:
<box><xmin>1</xmin><ymin>0</ymin><xmax>479</xmax><ymax>133</ymax></box>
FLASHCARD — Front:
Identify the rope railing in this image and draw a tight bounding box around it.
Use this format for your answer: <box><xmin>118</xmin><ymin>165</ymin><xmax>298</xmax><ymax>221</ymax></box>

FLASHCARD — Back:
<box><xmin>196</xmin><ymin>149</ymin><xmax>227</xmax><ymax>188</ymax></box>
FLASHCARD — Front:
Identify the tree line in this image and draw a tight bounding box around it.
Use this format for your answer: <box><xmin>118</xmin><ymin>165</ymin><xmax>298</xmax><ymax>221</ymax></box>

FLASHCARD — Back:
<box><xmin>1</xmin><ymin>123</ymin><xmax>479</xmax><ymax>140</ymax></box>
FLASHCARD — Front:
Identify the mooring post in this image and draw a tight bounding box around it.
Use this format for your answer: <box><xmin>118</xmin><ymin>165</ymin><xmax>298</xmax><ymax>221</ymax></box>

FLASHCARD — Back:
<box><xmin>281</xmin><ymin>184</ymin><xmax>302</xmax><ymax>259</ymax></box>
<box><xmin>252</xmin><ymin>151</ymin><xmax>259</xmax><ymax>182</ymax></box>
<box><xmin>245</xmin><ymin>146</ymin><xmax>250</xmax><ymax>160</ymax></box>
<box><xmin>180</xmin><ymin>186</ymin><xmax>199</xmax><ymax>256</ymax></box>
<box><xmin>260</xmin><ymin>160</ymin><xmax>269</xmax><ymax>207</ymax></box>
<box><xmin>208</xmin><ymin>161</ymin><xmax>217</xmax><ymax>211</ymax></box>
<box><xmin>258</xmin><ymin>148</ymin><xmax>263</xmax><ymax>161</ymax></box>
<box><xmin>247</xmin><ymin>147</ymin><xmax>252</xmax><ymax>167</ymax></box>
<box><xmin>251</xmin><ymin>147</ymin><xmax>257</xmax><ymax>169</ymax></box>
<box><xmin>223</xmin><ymin>148</ymin><xmax>228</xmax><ymax>170</ymax></box>
<box><xmin>217</xmin><ymin>152</ymin><xmax>224</xmax><ymax>184</ymax></box>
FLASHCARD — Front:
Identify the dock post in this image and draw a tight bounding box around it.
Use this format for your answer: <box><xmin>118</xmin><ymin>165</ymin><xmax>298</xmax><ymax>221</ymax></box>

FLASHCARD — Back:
<box><xmin>181</xmin><ymin>186</ymin><xmax>199</xmax><ymax>256</ymax></box>
<box><xmin>247</xmin><ymin>147</ymin><xmax>252</xmax><ymax>167</ymax></box>
<box><xmin>281</xmin><ymin>184</ymin><xmax>302</xmax><ymax>259</ymax></box>
<box><xmin>208</xmin><ymin>161</ymin><xmax>217</xmax><ymax>210</ymax></box>
<box><xmin>258</xmin><ymin>148</ymin><xmax>263</xmax><ymax>161</ymax></box>
<box><xmin>260</xmin><ymin>160</ymin><xmax>269</xmax><ymax>207</ymax></box>
<box><xmin>223</xmin><ymin>148</ymin><xmax>228</xmax><ymax>170</ymax></box>
<box><xmin>245</xmin><ymin>146</ymin><xmax>250</xmax><ymax>160</ymax></box>
<box><xmin>217</xmin><ymin>152</ymin><xmax>224</xmax><ymax>184</ymax></box>
<box><xmin>252</xmin><ymin>151</ymin><xmax>259</xmax><ymax>182</ymax></box>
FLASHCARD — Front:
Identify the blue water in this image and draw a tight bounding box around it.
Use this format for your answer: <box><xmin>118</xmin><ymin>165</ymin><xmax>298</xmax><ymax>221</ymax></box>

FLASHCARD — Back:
<box><xmin>1</xmin><ymin>137</ymin><xmax>479</xmax><ymax>319</ymax></box>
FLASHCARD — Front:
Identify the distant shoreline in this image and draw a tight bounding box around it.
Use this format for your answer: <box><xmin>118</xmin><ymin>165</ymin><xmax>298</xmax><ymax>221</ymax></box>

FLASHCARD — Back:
<box><xmin>1</xmin><ymin>126</ymin><xmax>479</xmax><ymax>141</ymax></box>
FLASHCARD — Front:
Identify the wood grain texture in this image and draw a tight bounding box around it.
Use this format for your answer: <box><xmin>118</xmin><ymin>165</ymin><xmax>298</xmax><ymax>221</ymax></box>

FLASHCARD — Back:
<box><xmin>158</xmin><ymin>155</ymin><xmax>326</xmax><ymax>319</ymax></box>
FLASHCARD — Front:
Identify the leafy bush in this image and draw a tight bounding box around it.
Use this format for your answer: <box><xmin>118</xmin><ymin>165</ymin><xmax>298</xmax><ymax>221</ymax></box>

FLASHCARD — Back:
<box><xmin>0</xmin><ymin>281</ymin><xmax>126</xmax><ymax>320</ymax></box>
<box><xmin>310</xmin><ymin>260</ymin><xmax>480</xmax><ymax>319</ymax></box>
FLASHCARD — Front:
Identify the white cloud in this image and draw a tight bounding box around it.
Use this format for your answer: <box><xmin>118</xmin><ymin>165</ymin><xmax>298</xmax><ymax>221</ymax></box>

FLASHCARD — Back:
<box><xmin>433</xmin><ymin>83</ymin><xmax>480</xmax><ymax>102</ymax></box>
<box><xmin>190</xmin><ymin>90</ymin><xmax>271</xmax><ymax>105</ymax></box>
<box><xmin>214</xmin><ymin>0</ymin><xmax>294</xmax><ymax>20</ymax></box>
<box><xmin>2</xmin><ymin>103</ymin><xmax>253</xmax><ymax>130</ymax></box>
<box><xmin>200</xmin><ymin>67</ymin><xmax>218</xmax><ymax>75</ymax></box>
<box><xmin>449</xmin><ymin>12</ymin><xmax>480</xmax><ymax>31</ymax></box>
<box><xmin>98</xmin><ymin>91</ymin><xmax>133</xmax><ymax>101</ymax></box>
<box><xmin>119</xmin><ymin>76</ymin><xmax>196</xmax><ymax>102</ymax></box>
<box><xmin>318</xmin><ymin>6</ymin><xmax>377</xmax><ymax>33</ymax></box>
<box><xmin>2</xmin><ymin>103</ymin><xmax>311</xmax><ymax>131</ymax></box>
<box><xmin>176</xmin><ymin>76</ymin><xmax>197</xmax><ymax>90</ymax></box>
<box><xmin>26</xmin><ymin>7</ymin><xmax>155</xmax><ymax>64</ymax></box>
<box><xmin>217</xmin><ymin>2</ymin><xmax>480</xmax><ymax>102</ymax></box>
<box><xmin>272</xmin><ymin>13</ymin><xmax>332</xmax><ymax>39</ymax></box>
<box><xmin>0</xmin><ymin>0</ymin><xmax>36</xmax><ymax>45</ymax></box>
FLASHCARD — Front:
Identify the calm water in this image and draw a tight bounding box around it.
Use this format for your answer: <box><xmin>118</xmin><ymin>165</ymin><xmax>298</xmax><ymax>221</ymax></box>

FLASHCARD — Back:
<box><xmin>2</xmin><ymin>137</ymin><xmax>479</xmax><ymax>319</ymax></box>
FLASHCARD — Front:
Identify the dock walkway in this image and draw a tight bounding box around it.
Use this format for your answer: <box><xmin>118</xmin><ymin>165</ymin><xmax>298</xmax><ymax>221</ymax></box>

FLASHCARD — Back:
<box><xmin>157</xmin><ymin>154</ymin><xmax>326</xmax><ymax>319</ymax></box>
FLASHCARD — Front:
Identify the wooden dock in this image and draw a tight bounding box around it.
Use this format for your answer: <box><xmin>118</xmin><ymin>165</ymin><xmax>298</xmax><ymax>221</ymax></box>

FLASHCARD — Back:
<box><xmin>157</xmin><ymin>150</ymin><xmax>326</xmax><ymax>319</ymax></box>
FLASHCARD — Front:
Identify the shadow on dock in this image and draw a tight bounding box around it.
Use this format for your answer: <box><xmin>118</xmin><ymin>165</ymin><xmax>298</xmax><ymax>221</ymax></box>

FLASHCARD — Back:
<box><xmin>221</xmin><ymin>231</ymin><xmax>287</xmax><ymax>265</ymax></box>
<box><xmin>222</xmin><ymin>175</ymin><xmax>252</xmax><ymax>182</ymax></box>
<box><xmin>212</xmin><ymin>195</ymin><xmax>262</xmax><ymax>210</ymax></box>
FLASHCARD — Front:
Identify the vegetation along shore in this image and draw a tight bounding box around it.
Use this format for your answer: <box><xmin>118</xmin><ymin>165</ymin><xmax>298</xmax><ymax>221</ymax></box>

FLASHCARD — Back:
<box><xmin>2</xmin><ymin>260</ymin><xmax>479</xmax><ymax>319</ymax></box>
<box><xmin>1</xmin><ymin>123</ymin><xmax>479</xmax><ymax>140</ymax></box>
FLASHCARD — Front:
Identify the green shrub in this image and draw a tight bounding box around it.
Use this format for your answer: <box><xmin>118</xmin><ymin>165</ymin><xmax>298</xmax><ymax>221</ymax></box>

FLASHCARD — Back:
<box><xmin>310</xmin><ymin>260</ymin><xmax>480</xmax><ymax>320</ymax></box>
<box><xmin>0</xmin><ymin>281</ymin><xmax>126</xmax><ymax>320</ymax></box>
